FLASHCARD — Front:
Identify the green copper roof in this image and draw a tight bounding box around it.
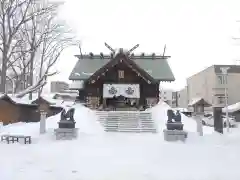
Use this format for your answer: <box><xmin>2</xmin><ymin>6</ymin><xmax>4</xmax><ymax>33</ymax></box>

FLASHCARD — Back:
<box><xmin>69</xmin><ymin>55</ymin><xmax>175</xmax><ymax>81</ymax></box>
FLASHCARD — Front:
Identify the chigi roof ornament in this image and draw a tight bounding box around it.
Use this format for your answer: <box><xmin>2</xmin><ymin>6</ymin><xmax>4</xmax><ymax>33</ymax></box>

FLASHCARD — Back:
<box><xmin>127</xmin><ymin>44</ymin><xmax>139</xmax><ymax>55</ymax></box>
<box><xmin>104</xmin><ymin>42</ymin><xmax>115</xmax><ymax>54</ymax></box>
<box><xmin>104</xmin><ymin>42</ymin><xmax>140</xmax><ymax>57</ymax></box>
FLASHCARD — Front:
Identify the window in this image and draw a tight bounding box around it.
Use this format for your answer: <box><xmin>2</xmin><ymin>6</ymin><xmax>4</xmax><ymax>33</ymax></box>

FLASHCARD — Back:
<box><xmin>217</xmin><ymin>96</ymin><xmax>225</xmax><ymax>104</ymax></box>
<box><xmin>118</xmin><ymin>70</ymin><xmax>124</xmax><ymax>79</ymax></box>
<box><xmin>217</xmin><ymin>75</ymin><xmax>227</xmax><ymax>84</ymax></box>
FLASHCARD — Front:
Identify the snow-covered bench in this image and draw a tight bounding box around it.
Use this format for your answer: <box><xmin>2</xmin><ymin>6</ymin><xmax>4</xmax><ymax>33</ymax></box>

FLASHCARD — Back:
<box><xmin>1</xmin><ymin>134</ymin><xmax>32</xmax><ymax>144</ymax></box>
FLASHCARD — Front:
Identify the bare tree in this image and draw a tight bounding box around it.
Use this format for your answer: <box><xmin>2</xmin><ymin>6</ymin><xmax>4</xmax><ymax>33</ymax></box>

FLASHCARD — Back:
<box><xmin>0</xmin><ymin>0</ymin><xmax>76</xmax><ymax>99</ymax></box>
<box><xmin>15</xmin><ymin>6</ymin><xmax>76</xmax><ymax>98</ymax></box>
<box><xmin>0</xmin><ymin>0</ymin><xmax>60</xmax><ymax>93</ymax></box>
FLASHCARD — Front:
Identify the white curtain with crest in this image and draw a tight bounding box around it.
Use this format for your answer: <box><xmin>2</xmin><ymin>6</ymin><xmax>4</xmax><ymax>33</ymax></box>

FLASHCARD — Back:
<box><xmin>103</xmin><ymin>84</ymin><xmax>140</xmax><ymax>98</ymax></box>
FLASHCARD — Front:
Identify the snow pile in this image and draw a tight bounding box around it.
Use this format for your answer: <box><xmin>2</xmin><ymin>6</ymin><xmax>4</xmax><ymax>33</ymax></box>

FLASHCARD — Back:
<box><xmin>149</xmin><ymin>101</ymin><xmax>197</xmax><ymax>132</ymax></box>
<box><xmin>72</xmin><ymin>104</ymin><xmax>104</xmax><ymax>135</ymax></box>
<box><xmin>222</xmin><ymin>102</ymin><xmax>240</xmax><ymax>113</ymax></box>
<box><xmin>0</xmin><ymin>103</ymin><xmax>104</xmax><ymax>137</ymax></box>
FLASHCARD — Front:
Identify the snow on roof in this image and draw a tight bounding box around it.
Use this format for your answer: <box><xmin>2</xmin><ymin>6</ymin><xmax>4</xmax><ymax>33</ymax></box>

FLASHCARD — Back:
<box><xmin>53</xmin><ymin>92</ymin><xmax>78</xmax><ymax>97</ymax></box>
<box><xmin>1</xmin><ymin>93</ymin><xmax>70</xmax><ymax>107</ymax></box>
<box><xmin>51</xmin><ymin>100</ymin><xmax>76</xmax><ymax>109</ymax></box>
<box><xmin>188</xmin><ymin>97</ymin><xmax>211</xmax><ymax>107</ymax></box>
<box><xmin>10</xmin><ymin>96</ymin><xmax>34</xmax><ymax>105</ymax></box>
<box><xmin>172</xmin><ymin>107</ymin><xmax>189</xmax><ymax>112</ymax></box>
<box><xmin>222</xmin><ymin>102</ymin><xmax>240</xmax><ymax>113</ymax></box>
<box><xmin>8</xmin><ymin>93</ymin><xmax>58</xmax><ymax>105</ymax></box>
<box><xmin>188</xmin><ymin>97</ymin><xmax>202</xmax><ymax>106</ymax></box>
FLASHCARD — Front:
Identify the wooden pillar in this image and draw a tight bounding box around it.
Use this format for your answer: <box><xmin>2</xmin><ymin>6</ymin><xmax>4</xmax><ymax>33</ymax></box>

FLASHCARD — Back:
<box><xmin>136</xmin><ymin>98</ymin><xmax>139</xmax><ymax>106</ymax></box>
<box><xmin>103</xmin><ymin>98</ymin><xmax>107</xmax><ymax>108</ymax></box>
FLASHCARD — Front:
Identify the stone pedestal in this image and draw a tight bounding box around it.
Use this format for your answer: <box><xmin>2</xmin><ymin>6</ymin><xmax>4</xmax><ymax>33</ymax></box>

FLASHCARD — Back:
<box><xmin>163</xmin><ymin>129</ymin><xmax>188</xmax><ymax>142</ymax></box>
<box><xmin>58</xmin><ymin>120</ymin><xmax>76</xmax><ymax>129</ymax></box>
<box><xmin>54</xmin><ymin>128</ymin><xmax>79</xmax><ymax>140</ymax></box>
<box><xmin>166</xmin><ymin>122</ymin><xmax>183</xmax><ymax>130</ymax></box>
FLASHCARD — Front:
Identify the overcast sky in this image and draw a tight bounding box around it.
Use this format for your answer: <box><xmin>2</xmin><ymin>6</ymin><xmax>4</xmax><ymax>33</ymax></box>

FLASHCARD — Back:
<box><xmin>49</xmin><ymin>0</ymin><xmax>240</xmax><ymax>91</ymax></box>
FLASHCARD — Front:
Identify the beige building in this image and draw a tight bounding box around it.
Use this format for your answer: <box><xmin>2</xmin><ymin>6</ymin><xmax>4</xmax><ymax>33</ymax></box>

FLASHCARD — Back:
<box><xmin>178</xmin><ymin>86</ymin><xmax>188</xmax><ymax>108</ymax></box>
<box><xmin>187</xmin><ymin>65</ymin><xmax>240</xmax><ymax>108</ymax></box>
<box><xmin>51</xmin><ymin>81</ymin><xmax>69</xmax><ymax>93</ymax></box>
<box><xmin>159</xmin><ymin>88</ymin><xmax>174</xmax><ymax>107</ymax></box>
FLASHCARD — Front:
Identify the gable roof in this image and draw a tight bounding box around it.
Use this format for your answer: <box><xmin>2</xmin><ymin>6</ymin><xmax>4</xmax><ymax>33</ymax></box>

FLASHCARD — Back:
<box><xmin>87</xmin><ymin>53</ymin><xmax>157</xmax><ymax>84</ymax></box>
<box><xmin>0</xmin><ymin>93</ymin><xmax>65</xmax><ymax>108</ymax></box>
<box><xmin>188</xmin><ymin>97</ymin><xmax>211</xmax><ymax>107</ymax></box>
<box><xmin>69</xmin><ymin>54</ymin><xmax>175</xmax><ymax>81</ymax></box>
<box><xmin>0</xmin><ymin>94</ymin><xmax>36</xmax><ymax>106</ymax></box>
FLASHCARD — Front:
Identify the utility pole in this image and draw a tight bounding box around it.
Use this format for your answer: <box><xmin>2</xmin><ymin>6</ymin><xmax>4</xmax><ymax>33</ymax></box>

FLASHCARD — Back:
<box><xmin>220</xmin><ymin>67</ymin><xmax>230</xmax><ymax>132</ymax></box>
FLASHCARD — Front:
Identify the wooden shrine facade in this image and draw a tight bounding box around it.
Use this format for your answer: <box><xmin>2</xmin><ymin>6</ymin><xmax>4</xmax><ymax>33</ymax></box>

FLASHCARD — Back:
<box><xmin>85</xmin><ymin>54</ymin><xmax>159</xmax><ymax>110</ymax></box>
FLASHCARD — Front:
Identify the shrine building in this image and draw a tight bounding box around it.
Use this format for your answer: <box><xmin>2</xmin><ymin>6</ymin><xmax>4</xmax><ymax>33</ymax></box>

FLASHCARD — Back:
<box><xmin>69</xmin><ymin>44</ymin><xmax>175</xmax><ymax>110</ymax></box>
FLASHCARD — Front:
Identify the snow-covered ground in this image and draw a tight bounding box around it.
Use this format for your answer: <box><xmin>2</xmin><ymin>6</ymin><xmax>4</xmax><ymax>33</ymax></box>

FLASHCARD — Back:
<box><xmin>0</xmin><ymin>102</ymin><xmax>240</xmax><ymax>180</ymax></box>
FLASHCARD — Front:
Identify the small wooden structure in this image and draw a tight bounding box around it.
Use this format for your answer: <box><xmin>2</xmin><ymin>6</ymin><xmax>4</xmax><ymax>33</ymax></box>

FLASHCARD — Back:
<box><xmin>69</xmin><ymin>45</ymin><xmax>175</xmax><ymax>110</ymax></box>
<box><xmin>31</xmin><ymin>96</ymin><xmax>62</xmax><ymax>118</ymax></box>
<box><xmin>188</xmin><ymin>97</ymin><xmax>211</xmax><ymax>114</ymax></box>
<box><xmin>0</xmin><ymin>94</ymin><xmax>62</xmax><ymax>125</ymax></box>
<box><xmin>0</xmin><ymin>95</ymin><xmax>20</xmax><ymax>124</ymax></box>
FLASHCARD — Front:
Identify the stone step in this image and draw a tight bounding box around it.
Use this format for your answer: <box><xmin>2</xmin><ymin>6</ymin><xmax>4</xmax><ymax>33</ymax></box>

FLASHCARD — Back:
<box><xmin>105</xmin><ymin>128</ymin><xmax>157</xmax><ymax>133</ymax></box>
<box><xmin>95</xmin><ymin>110</ymin><xmax>157</xmax><ymax>133</ymax></box>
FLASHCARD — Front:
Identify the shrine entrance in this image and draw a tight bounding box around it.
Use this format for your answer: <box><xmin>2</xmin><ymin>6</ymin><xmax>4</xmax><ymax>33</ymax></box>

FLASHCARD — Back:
<box><xmin>106</xmin><ymin>95</ymin><xmax>138</xmax><ymax>108</ymax></box>
<box><xmin>102</xmin><ymin>84</ymin><xmax>140</xmax><ymax>110</ymax></box>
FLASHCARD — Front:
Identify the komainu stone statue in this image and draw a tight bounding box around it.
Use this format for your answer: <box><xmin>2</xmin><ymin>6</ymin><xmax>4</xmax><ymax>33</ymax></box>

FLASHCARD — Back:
<box><xmin>54</xmin><ymin>107</ymin><xmax>78</xmax><ymax>140</ymax></box>
<box><xmin>166</xmin><ymin>109</ymin><xmax>183</xmax><ymax>130</ymax></box>
<box><xmin>174</xmin><ymin>110</ymin><xmax>182</xmax><ymax>123</ymax></box>
<box><xmin>164</xmin><ymin>109</ymin><xmax>187</xmax><ymax>142</ymax></box>
<box><xmin>58</xmin><ymin>108</ymin><xmax>76</xmax><ymax>129</ymax></box>
<box><xmin>167</xmin><ymin>109</ymin><xmax>175</xmax><ymax>123</ymax></box>
<box><xmin>66</xmin><ymin>108</ymin><xmax>75</xmax><ymax>121</ymax></box>
<box><xmin>60</xmin><ymin>109</ymin><xmax>67</xmax><ymax>121</ymax></box>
